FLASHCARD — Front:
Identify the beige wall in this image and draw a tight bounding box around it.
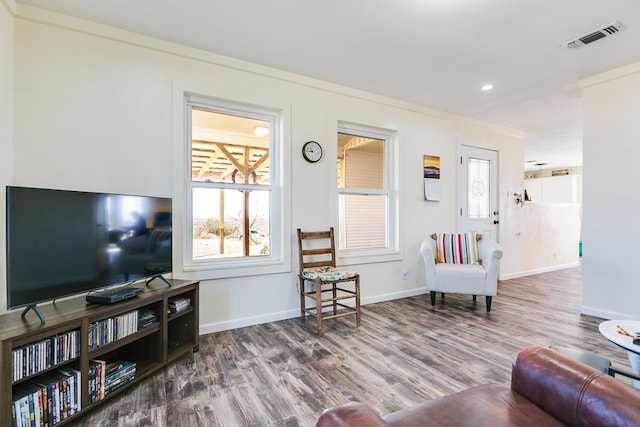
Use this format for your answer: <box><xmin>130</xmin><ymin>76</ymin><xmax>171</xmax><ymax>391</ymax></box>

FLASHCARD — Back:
<box><xmin>0</xmin><ymin>0</ymin><xmax>15</xmax><ymax>312</ymax></box>
<box><xmin>8</xmin><ymin>7</ymin><xmax>525</xmax><ymax>332</ymax></box>
<box><xmin>520</xmin><ymin>171</ymin><xmax>582</xmax><ymax>275</ymax></box>
<box><xmin>523</xmin><ymin>204</ymin><xmax>580</xmax><ymax>272</ymax></box>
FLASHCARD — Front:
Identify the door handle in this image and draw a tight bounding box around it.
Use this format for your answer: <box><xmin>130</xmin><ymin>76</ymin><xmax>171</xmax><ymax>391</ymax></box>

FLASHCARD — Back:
<box><xmin>493</xmin><ymin>220</ymin><xmax>499</xmax><ymax>224</ymax></box>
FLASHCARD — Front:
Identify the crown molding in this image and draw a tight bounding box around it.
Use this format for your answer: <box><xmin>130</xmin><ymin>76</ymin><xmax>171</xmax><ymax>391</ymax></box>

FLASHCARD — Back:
<box><xmin>2</xmin><ymin>0</ymin><xmax>16</xmax><ymax>16</ymax></box>
<box><xmin>579</xmin><ymin>60</ymin><xmax>640</xmax><ymax>89</ymax></box>
<box><xmin>15</xmin><ymin>4</ymin><xmax>524</xmax><ymax>140</ymax></box>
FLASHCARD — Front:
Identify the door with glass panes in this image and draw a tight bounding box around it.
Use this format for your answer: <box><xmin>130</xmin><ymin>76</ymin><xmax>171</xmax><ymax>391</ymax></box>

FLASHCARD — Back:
<box><xmin>457</xmin><ymin>145</ymin><xmax>499</xmax><ymax>240</ymax></box>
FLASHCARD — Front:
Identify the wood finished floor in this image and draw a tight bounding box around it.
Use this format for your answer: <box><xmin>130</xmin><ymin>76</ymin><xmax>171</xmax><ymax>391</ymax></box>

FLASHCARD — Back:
<box><xmin>73</xmin><ymin>266</ymin><xmax>631</xmax><ymax>427</ymax></box>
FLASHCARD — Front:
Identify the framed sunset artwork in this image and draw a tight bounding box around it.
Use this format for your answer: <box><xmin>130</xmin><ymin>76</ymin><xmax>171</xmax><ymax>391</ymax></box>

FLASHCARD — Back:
<box><xmin>424</xmin><ymin>155</ymin><xmax>441</xmax><ymax>201</ymax></box>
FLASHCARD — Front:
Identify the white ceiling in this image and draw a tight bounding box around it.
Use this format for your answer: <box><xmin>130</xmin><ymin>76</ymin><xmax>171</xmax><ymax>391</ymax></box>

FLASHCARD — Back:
<box><xmin>15</xmin><ymin>0</ymin><xmax>640</xmax><ymax>171</ymax></box>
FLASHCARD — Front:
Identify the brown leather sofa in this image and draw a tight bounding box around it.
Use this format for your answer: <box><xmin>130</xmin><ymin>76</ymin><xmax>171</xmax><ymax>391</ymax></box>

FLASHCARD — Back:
<box><xmin>315</xmin><ymin>346</ymin><xmax>640</xmax><ymax>427</ymax></box>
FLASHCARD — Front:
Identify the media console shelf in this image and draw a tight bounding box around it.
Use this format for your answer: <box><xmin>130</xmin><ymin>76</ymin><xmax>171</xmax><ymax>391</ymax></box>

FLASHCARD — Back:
<box><xmin>0</xmin><ymin>279</ymin><xmax>199</xmax><ymax>426</ymax></box>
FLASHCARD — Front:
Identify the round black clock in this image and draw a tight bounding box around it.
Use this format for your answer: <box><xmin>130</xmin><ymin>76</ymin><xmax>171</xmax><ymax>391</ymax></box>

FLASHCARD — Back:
<box><xmin>302</xmin><ymin>141</ymin><xmax>323</xmax><ymax>163</ymax></box>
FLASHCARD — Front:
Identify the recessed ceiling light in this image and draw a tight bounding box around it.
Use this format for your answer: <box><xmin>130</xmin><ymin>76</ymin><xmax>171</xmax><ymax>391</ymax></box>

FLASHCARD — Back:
<box><xmin>481</xmin><ymin>84</ymin><xmax>493</xmax><ymax>91</ymax></box>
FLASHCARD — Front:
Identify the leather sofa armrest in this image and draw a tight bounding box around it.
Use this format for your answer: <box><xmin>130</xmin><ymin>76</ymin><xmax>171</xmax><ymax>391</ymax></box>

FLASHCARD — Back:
<box><xmin>511</xmin><ymin>346</ymin><xmax>640</xmax><ymax>426</ymax></box>
<box><xmin>511</xmin><ymin>346</ymin><xmax>590</xmax><ymax>426</ymax></box>
<box><xmin>316</xmin><ymin>402</ymin><xmax>388</xmax><ymax>427</ymax></box>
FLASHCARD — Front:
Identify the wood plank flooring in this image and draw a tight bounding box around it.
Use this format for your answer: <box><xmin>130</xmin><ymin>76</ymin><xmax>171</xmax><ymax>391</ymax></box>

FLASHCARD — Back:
<box><xmin>73</xmin><ymin>266</ymin><xmax>631</xmax><ymax>426</ymax></box>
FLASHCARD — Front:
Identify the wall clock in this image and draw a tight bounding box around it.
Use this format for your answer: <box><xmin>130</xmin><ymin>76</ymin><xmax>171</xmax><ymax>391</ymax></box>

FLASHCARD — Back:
<box><xmin>302</xmin><ymin>140</ymin><xmax>323</xmax><ymax>163</ymax></box>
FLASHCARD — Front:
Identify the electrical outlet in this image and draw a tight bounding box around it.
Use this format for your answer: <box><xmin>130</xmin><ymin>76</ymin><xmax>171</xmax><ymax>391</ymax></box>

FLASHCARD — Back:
<box><xmin>402</xmin><ymin>269</ymin><xmax>408</xmax><ymax>280</ymax></box>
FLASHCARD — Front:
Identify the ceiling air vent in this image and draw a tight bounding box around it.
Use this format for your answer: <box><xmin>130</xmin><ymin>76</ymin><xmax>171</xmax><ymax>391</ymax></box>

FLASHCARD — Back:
<box><xmin>563</xmin><ymin>21</ymin><xmax>625</xmax><ymax>49</ymax></box>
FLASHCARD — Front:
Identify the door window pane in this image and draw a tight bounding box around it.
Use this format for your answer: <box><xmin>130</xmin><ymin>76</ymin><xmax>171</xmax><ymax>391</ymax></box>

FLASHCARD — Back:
<box><xmin>467</xmin><ymin>157</ymin><xmax>491</xmax><ymax>220</ymax></box>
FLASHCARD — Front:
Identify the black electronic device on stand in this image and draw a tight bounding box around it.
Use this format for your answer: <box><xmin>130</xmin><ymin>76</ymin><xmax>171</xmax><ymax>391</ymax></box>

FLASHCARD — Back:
<box><xmin>85</xmin><ymin>286</ymin><xmax>144</xmax><ymax>304</ymax></box>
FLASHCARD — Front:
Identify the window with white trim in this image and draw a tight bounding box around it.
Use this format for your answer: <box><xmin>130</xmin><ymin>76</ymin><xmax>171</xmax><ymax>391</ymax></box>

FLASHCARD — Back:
<box><xmin>186</xmin><ymin>98</ymin><xmax>280</xmax><ymax>266</ymax></box>
<box><xmin>337</xmin><ymin>123</ymin><xmax>396</xmax><ymax>253</ymax></box>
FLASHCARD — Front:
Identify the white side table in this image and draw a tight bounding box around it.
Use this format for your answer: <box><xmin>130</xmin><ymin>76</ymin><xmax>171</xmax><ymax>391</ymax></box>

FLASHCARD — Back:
<box><xmin>599</xmin><ymin>320</ymin><xmax>640</xmax><ymax>388</ymax></box>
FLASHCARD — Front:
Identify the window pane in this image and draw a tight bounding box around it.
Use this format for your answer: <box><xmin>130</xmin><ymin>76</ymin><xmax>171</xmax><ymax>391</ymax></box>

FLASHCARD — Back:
<box><xmin>191</xmin><ymin>108</ymin><xmax>270</xmax><ymax>185</ymax></box>
<box><xmin>338</xmin><ymin>194</ymin><xmax>387</xmax><ymax>249</ymax></box>
<box><xmin>467</xmin><ymin>157</ymin><xmax>491</xmax><ymax>220</ymax></box>
<box><xmin>192</xmin><ymin>187</ymin><xmax>270</xmax><ymax>259</ymax></box>
<box><xmin>337</xmin><ymin>133</ymin><xmax>384</xmax><ymax>190</ymax></box>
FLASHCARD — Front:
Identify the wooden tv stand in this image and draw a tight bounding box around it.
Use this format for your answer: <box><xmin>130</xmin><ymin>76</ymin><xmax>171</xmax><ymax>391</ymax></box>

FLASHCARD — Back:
<box><xmin>0</xmin><ymin>279</ymin><xmax>199</xmax><ymax>426</ymax></box>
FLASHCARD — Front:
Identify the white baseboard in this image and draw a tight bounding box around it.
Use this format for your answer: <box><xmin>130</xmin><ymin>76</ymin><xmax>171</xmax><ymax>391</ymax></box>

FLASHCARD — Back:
<box><xmin>580</xmin><ymin>305</ymin><xmax>633</xmax><ymax>321</ymax></box>
<box><xmin>198</xmin><ymin>286</ymin><xmax>428</xmax><ymax>335</ymax></box>
<box><xmin>360</xmin><ymin>287</ymin><xmax>427</xmax><ymax>305</ymax></box>
<box><xmin>199</xmin><ymin>309</ymin><xmax>298</xmax><ymax>335</ymax></box>
<box><xmin>500</xmin><ymin>262</ymin><xmax>581</xmax><ymax>280</ymax></box>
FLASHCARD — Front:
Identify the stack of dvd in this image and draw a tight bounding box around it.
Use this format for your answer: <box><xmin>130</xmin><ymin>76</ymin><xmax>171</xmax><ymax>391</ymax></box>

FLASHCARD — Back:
<box><xmin>87</xmin><ymin>310</ymin><xmax>139</xmax><ymax>350</ymax></box>
<box><xmin>12</xmin><ymin>330</ymin><xmax>80</xmax><ymax>382</ymax></box>
<box><xmin>88</xmin><ymin>360</ymin><xmax>106</xmax><ymax>404</ymax></box>
<box><xmin>168</xmin><ymin>297</ymin><xmax>191</xmax><ymax>316</ymax></box>
<box><xmin>103</xmin><ymin>361</ymin><xmax>136</xmax><ymax>396</ymax></box>
<box><xmin>12</xmin><ymin>367</ymin><xmax>81</xmax><ymax>426</ymax></box>
<box><xmin>137</xmin><ymin>308</ymin><xmax>157</xmax><ymax>329</ymax></box>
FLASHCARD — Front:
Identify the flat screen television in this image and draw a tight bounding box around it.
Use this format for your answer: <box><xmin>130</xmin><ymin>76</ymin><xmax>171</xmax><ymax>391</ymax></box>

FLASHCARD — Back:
<box><xmin>6</xmin><ymin>186</ymin><xmax>172</xmax><ymax>322</ymax></box>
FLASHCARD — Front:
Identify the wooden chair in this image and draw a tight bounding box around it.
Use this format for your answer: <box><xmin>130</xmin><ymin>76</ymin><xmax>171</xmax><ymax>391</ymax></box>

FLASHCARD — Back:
<box><xmin>297</xmin><ymin>227</ymin><xmax>360</xmax><ymax>335</ymax></box>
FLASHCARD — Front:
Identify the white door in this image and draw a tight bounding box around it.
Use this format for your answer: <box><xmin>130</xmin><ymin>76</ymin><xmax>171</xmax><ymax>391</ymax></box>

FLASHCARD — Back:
<box><xmin>457</xmin><ymin>145</ymin><xmax>499</xmax><ymax>240</ymax></box>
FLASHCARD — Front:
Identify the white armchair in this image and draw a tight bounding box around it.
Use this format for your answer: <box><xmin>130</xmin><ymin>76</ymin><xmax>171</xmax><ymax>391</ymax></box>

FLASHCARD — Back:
<box><xmin>419</xmin><ymin>234</ymin><xmax>503</xmax><ymax>311</ymax></box>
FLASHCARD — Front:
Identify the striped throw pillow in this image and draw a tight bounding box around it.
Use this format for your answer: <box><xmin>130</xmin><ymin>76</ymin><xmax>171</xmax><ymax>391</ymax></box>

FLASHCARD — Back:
<box><xmin>435</xmin><ymin>232</ymin><xmax>480</xmax><ymax>264</ymax></box>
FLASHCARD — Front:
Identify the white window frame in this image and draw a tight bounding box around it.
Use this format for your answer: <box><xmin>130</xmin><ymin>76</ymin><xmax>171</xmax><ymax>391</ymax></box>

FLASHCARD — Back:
<box><xmin>174</xmin><ymin>88</ymin><xmax>288</xmax><ymax>280</ymax></box>
<box><xmin>336</xmin><ymin>121</ymin><xmax>400</xmax><ymax>265</ymax></box>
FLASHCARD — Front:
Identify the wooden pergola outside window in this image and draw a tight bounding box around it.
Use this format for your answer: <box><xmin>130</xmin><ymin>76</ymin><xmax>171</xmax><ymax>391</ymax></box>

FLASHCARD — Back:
<box><xmin>190</xmin><ymin>107</ymin><xmax>271</xmax><ymax>259</ymax></box>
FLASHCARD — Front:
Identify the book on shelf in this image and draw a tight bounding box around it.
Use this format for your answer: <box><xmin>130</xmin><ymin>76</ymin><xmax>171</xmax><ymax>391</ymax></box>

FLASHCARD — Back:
<box><xmin>138</xmin><ymin>308</ymin><xmax>158</xmax><ymax>329</ymax></box>
<box><xmin>11</xmin><ymin>329</ymin><xmax>81</xmax><ymax>382</ymax></box>
<box><xmin>103</xmin><ymin>360</ymin><xmax>136</xmax><ymax>396</ymax></box>
<box><xmin>88</xmin><ymin>359</ymin><xmax>137</xmax><ymax>401</ymax></box>
<box><xmin>57</xmin><ymin>367</ymin><xmax>81</xmax><ymax>415</ymax></box>
<box><xmin>105</xmin><ymin>375</ymin><xmax>135</xmax><ymax>395</ymax></box>
<box><xmin>12</xmin><ymin>382</ymin><xmax>43</xmax><ymax>427</ymax></box>
<box><xmin>89</xmin><ymin>359</ymin><xmax>106</xmax><ymax>404</ymax></box>
<box><xmin>105</xmin><ymin>362</ymin><xmax>135</xmax><ymax>379</ymax></box>
<box><xmin>88</xmin><ymin>310</ymin><xmax>139</xmax><ymax>350</ymax></box>
<box><xmin>168</xmin><ymin>297</ymin><xmax>191</xmax><ymax>315</ymax></box>
<box><xmin>11</xmin><ymin>367</ymin><xmax>81</xmax><ymax>427</ymax></box>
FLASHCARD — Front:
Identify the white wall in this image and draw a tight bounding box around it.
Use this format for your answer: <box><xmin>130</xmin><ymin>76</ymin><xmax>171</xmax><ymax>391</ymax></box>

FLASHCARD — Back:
<box><xmin>525</xmin><ymin>175</ymin><xmax>581</xmax><ymax>204</ymax></box>
<box><xmin>9</xmin><ymin>7</ymin><xmax>524</xmax><ymax>332</ymax></box>
<box><xmin>455</xmin><ymin>124</ymin><xmax>526</xmax><ymax>277</ymax></box>
<box><xmin>581</xmin><ymin>61</ymin><xmax>640</xmax><ymax>319</ymax></box>
<box><xmin>0</xmin><ymin>0</ymin><xmax>15</xmax><ymax>312</ymax></box>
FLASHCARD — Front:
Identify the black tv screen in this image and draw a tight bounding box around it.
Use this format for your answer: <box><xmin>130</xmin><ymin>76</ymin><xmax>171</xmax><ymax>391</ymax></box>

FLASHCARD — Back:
<box><xmin>6</xmin><ymin>186</ymin><xmax>172</xmax><ymax>309</ymax></box>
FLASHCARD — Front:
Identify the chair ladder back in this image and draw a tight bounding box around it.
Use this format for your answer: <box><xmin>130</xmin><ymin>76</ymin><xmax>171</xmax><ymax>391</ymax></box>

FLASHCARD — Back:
<box><xmin>297</xmin><ymin>228</ymin><xmax>337</xmax><ymax>272</ymax></box>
